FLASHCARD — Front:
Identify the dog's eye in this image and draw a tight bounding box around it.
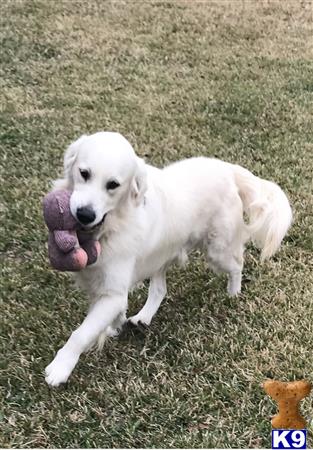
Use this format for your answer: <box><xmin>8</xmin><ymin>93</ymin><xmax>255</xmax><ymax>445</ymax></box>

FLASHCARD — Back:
<box><xmin>106</xmin><ymin>180</ymin><xmax>120</xmax><ymax>190</ymax></box>
<box><xmin>80</xmin><ymin>169</ymin><xmax>90</xmax><ymax>181</ymax></box>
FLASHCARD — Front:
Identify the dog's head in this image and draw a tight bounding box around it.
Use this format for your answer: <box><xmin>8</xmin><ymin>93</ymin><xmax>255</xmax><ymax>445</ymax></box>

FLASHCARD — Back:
<box><xmin>54</xmin><ymin>132</ymin><xmax>147</xmax><ymax>230</ymax></box>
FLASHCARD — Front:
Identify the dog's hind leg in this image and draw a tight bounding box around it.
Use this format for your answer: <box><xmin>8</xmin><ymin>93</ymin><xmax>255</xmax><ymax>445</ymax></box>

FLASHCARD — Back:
<box><xmin>206</xmin><ymin>233</ymin><xmax>244</xmax><ymax>297</ymax></box>
<box><xmin>129</xmin><ymin>271</ymin><xmax>167</xmax><ymax>327</ymax></box>
<box><xmin>106</xmin><ymin>311</ymin><xmax>127</xmax><ymax>337</ymax></box>
<box><xmin>95</xmin><ymin>311</ymin><xmax>127</xmax><ymax>350</ymax></box>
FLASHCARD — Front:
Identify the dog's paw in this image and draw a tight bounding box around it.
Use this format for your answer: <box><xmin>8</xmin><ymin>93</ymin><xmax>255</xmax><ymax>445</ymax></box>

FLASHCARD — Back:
<box><xmin>106</xmin><ymin>325</ymin><xmax>121</xmax><ymax>337</ymax></box>
<box><xmin>227</xmin><ymin>279</ymin><xmax>242</xmax><ymax>297</ymax></box>
<box><xmin>227</xmin><ymin>284</ymin><xmax>241</xmax><ymax>297</ymax></box>
<box><xmin>45</xmin><ymin>351</ymin><xmax>78</xmax><ymax>387</ymax></box>
<box><xmin>128</xmin><ymin>313</ymin><xmax>151</xmax><ymax>328</ymax></box>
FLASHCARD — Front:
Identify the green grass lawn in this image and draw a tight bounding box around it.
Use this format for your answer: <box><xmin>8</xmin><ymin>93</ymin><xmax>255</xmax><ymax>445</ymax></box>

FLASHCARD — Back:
<box><xmin>1</xmin><ymin>0</ymin><xmax>313</xmax><ymax>447</ymax></box>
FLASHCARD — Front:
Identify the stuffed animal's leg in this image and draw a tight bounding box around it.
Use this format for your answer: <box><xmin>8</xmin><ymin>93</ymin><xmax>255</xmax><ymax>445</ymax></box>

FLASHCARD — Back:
<box><xmin>80</xmin><ymin>240</ymin><xmax>101</xmax><ymax>266</ymax></box>
<box><xmin>48</xmin><ymin>234</ymin><xmax>87</xmax><ymax>271</ymax></box>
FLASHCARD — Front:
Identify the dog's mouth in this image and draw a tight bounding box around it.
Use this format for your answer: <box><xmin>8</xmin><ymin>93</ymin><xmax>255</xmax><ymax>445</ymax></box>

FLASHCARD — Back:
<box><xmin>83</xmin><ymin>213</ymin><xmax>107</xmax><ymax>232</ymax></box>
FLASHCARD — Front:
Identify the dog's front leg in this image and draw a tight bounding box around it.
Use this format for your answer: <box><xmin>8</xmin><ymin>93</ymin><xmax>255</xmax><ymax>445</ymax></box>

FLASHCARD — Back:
<box><xmin>129</xmin><ymin>270</ymin><xmax>167</xmax><ymax>326</ymax></box>
<box><xmin>45</xmin><ymin>293</ymin><xmax>127</xmax><ymax>386</ymax></box>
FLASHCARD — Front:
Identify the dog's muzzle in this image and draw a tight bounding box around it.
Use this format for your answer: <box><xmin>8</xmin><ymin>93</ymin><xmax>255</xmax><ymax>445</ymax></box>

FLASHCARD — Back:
<box><xmin>83</xmin><ymin>213</ymin><xmax>107</xmax><ymax>232</ymax></box>
<box><xmin>76</xmin><ymin>206</ymin><xmax>96</xmax><ymax>225</ymax></box>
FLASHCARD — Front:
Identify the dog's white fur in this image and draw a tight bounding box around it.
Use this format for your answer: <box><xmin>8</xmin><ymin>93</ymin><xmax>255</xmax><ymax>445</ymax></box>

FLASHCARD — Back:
<box><xmin>45</xmin><ymin>131</ymin><xmax>292</xmax><ymax>386</ymax></box>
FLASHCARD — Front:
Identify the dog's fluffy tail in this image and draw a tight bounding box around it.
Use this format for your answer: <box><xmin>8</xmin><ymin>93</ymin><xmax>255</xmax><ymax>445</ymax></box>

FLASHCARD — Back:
<box><xmin>233</xmin><ymin>164</ymin><xmax>292</xmax><ymax>261</ymax></box>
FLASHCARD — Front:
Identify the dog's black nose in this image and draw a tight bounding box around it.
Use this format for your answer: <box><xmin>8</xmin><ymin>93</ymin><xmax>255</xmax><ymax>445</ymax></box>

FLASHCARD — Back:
<box><xmin>76</xmin><ymin>206</ymin><xmax>96</xmax><ymax>225</ymax></box>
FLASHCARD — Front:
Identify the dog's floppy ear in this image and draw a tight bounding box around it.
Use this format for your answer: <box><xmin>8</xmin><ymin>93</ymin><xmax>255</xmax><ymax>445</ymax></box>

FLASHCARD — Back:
<box><xmin>53</xmin><ymin>135</ymin><xmax>87</xmax><ymax>190</ymax></box>
<box><xmin>131</xmin><ymin>157</ymin><xmax>147</xmax><ymax>206</ymax></box>
<box><xmin>64</xmin><ymin>134</ymin><xmax>86</xmax><ymax>179</ymax></box>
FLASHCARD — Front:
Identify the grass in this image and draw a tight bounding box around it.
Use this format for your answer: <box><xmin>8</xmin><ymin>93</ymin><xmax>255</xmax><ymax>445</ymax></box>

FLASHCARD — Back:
<box><xmin>1</xmin><ymin>0</ymin><xmax>313</xmax><ymax>447</ymax></box>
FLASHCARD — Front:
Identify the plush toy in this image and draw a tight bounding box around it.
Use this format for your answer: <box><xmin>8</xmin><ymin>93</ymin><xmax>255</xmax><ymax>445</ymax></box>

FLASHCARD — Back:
<box><xmin>43</xmin><ymin>189</ymin><xmax>101</xmax><ymax>271</ymax></box>
<box><xmin>263</xmin><ymin>379</ymin><xmax>311</xmax><ymax>429</ymax></box>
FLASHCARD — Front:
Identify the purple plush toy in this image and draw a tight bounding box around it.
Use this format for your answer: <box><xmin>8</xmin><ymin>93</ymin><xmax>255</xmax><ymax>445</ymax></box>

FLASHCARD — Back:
<box><xmin>43</xmin><ymin>190</ymin><xmax>101</xmax><ymax>271</ymax></box>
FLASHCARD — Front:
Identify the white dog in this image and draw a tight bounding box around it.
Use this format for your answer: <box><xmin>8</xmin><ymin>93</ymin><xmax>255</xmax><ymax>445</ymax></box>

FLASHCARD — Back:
<box><xmin>45</xmin><ymin>131</ymin><xmax>292</xmax><ymax>386</ymax></box>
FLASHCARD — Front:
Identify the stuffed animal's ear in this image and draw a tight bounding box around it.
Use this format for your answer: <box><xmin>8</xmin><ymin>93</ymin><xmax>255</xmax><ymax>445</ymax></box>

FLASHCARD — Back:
<box><xmin>52</xmin><ymin>135</ymin><xmax>87</xmax><ymax>190</ymax></box>
<box><xmin>131</xmin><ymin>157</ymin><xmax>147</xmax><ymax>206</ymax></box>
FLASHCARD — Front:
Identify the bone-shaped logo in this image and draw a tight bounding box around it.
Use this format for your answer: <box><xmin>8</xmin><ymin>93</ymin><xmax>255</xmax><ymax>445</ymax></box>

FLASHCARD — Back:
<box><xmin>263</xmin><ymin>379</ymin><xmax>311</xmax><ymax>429</ymax></box>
